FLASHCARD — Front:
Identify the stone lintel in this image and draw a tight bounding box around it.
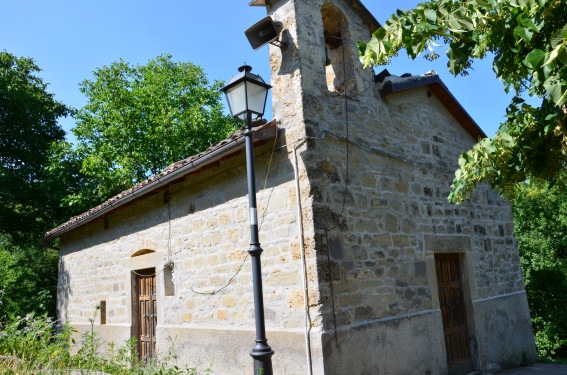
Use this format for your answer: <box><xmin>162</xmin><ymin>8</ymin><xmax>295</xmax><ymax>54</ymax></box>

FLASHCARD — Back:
<box><xmin>424</xmin><ymin>234</ymin><xmax>471</xmax><ymax>253</ymax></box>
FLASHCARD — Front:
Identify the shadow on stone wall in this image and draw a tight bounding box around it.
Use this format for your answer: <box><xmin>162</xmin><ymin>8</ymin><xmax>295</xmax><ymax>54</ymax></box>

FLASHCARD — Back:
<box><xmin>57</xmin><ymin>254</ymin><xmax>71</xmax><ymax>325</ymax></box>
<box><xmin>61</xmin><ymin>127</ymin><xmax>292</xmax><ymax>249</ymax></box>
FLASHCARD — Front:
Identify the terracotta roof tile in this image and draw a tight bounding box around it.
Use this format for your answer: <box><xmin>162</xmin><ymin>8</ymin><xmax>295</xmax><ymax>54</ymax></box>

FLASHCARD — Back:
<box><xmin>45</xmin><ymin>120</ymin><xmax>277</xmax><ymax>240</ymax></box>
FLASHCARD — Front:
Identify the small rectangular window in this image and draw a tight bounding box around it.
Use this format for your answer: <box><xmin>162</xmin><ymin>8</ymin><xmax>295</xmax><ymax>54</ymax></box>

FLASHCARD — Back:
<box><xmin>100</xmin><ymin>300</ymin><xmax>107</xmax><ymax>325</ymax></box>
<box><xmin>164</xmin><ymin>263</ymin><xmax>175</xmax><ymax>296</ymax></box>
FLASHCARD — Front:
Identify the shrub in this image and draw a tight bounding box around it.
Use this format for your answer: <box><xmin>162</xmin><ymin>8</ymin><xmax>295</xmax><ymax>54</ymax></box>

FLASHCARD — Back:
<box><xmin>512</xmin><ymin>184</ymin><xmax>567</xmax><ymax>358</ymax></box>
<box><xmin>0</xmin><ymin>309</ymin><xmax>209</xmax><ymax>374</ymax></box>
<box><xmin>0</xmin><ymin>313</ymin><xmax>72</xmax><ymax>373</ymax></box>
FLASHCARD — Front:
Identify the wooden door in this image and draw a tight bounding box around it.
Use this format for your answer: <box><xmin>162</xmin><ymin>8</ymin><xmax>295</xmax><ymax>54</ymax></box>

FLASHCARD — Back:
<box><xmin>435</xmin><ymin>254</ymin><xmax>473</xmax><ymax>374</ymax></box>
<box><xmin>136</xmin><ymin>270</ymin><xmax>157</xmax><ymax>361</ymax></box>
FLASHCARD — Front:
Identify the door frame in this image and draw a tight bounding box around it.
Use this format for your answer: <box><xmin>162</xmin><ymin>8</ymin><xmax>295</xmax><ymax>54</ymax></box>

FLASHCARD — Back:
<box><xmin>434</xmin><ymin>253</ymin><xmax>474</xmax><ymax>375</ymax></box>
<box><xmin>131</xmin><ymin>268</ymin><xmax>157</xmax><ymax>361</ymax></box>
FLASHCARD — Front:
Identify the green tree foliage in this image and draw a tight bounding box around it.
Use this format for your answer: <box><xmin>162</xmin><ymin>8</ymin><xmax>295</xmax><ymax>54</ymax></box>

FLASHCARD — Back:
<box><xmin>0</xmin><ymin>52</ymin><xmax>71</xmax><ymax>243</ymax></box>
<box><xmin>358</xmin><ymin>0</ymin><xmax>567</xmax><ymax>203</ymax></box>
<box><xmin>0</xmin><ymin>52</ymin><xmax>71</xmax><ymax>319</ymax></box>
<box><xmin>58</xmin><ymin>54</ymin><xmax>239</xmax><ymax>209</ymax></box>
<box><xmin>0</xmin><ymin>235</ymin><xmax>59</xmax><ymax>319</ymax></box>
<box><xmin>512</xmin><ymin>183</ymin><xmax>567</xmax><ymax>357</ymax></box>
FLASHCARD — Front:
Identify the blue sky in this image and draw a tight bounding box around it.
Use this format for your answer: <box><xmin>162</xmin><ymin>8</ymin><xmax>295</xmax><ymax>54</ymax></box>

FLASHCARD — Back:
<box><xmin>1</xmin><ymin>1</ymin><xmax>513</xmax><ymax>139</ymax></box>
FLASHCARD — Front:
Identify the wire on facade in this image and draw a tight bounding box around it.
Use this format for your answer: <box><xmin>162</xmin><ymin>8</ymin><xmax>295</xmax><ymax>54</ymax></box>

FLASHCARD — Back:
<box><xmin>166</xmin><ymin>137</ymin><xmax>277</xmax><ymax>200</ymax></box>
<box><xmin>166</xmin><ymin>196</ymin><xmax>173</xmax><ymax>263</ymax></box>
<box><xmin>189</xmin><ymin>253</ymin><xmax>249</xmax><ymax>296</ymax></box>
<box><xmin>160</xmin><ymin>130</ymin><xmax>278</xmax><ymax>297</ymax></box>
<box><xmin>258</xmin><ymin>127</ymin><xmax>279</xmax><ymax>232</ymax></box>
<box><xmin>319</xmin><ymin>40</ymin><xmax>350</xmax><ymax>234</ymax></box>
<box><xmin>186</xmin><ymin>128</ymin><xmax>277</xmax><ymax>296</ymax></box>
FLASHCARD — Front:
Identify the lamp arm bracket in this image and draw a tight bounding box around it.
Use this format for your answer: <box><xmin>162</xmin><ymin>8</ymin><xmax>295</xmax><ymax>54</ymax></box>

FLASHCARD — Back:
<box><xmin>269</xmin><ymin>39</ymin><xmax>287</xmax><ymax>49</ymax></box>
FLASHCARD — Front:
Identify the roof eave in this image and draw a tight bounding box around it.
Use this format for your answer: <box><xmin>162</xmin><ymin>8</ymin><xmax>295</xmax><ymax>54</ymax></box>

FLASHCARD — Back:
<box><xmin>45</xmin><ymin>120</ymin><xmax>278</xmax><ymax>241</ymax></box>
<box><xmin>380</xmin><ymin>76</ymin><xmax>487</xmax><ymax>140</ymax></box>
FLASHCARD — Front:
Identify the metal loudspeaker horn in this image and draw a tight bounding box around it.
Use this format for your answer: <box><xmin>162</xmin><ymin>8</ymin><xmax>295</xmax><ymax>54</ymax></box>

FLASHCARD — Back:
<box><xmin>245</xmin><ymin>16</ymin><xmax>285</xmax><ymax>50</ymax></box>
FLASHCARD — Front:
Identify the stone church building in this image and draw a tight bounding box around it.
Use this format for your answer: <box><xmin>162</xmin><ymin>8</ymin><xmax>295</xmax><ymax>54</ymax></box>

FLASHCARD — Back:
<box><xmin>46</xmin><ymin>0</ymin><xmax>536</xmax><ymax>374</ymax></box>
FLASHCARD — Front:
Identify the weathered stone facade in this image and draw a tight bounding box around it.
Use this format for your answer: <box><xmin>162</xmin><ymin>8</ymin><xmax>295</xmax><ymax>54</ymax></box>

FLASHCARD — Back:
<box><xmin>50</xmin><ymin>1</ymin><xmax>536</xmax><ymax>374</ymax></box>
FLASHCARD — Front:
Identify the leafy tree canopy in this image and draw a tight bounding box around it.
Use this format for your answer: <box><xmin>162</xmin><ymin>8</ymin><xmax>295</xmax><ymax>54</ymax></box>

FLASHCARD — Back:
<box><xmin>512</xmin><ymin>182</ymin><xmax>567</xmax><ymax>357</ymax></box>
<box><xmin>0</xmin><ymin>51</ymin><xmax>71</xmax><ymax>242</ymax></box>
<box><xmin>0</xmin><ymin>52</ymin><xmax>71</xmax><ymax>318</ymax></box>
<box><xmin>57</xmin><ymin>54</ymin><xmax>239</xmax><ymax>209</ymax></box>
<box><xmin>0</xmin><ymin>234</ymin><xmax>58</xmax><ymax>319</ymax></box>
<box><xmin>358</xmin><ymin>0</ymin><xmax>567</xmax><ymax>203</ymax></box>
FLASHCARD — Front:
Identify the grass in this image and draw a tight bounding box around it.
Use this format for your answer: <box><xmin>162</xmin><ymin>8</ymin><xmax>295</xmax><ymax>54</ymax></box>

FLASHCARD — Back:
<box><xmin>0</xmin><ymin>313</ymin><xmax>210</xmax><ymax>375</ymax></box>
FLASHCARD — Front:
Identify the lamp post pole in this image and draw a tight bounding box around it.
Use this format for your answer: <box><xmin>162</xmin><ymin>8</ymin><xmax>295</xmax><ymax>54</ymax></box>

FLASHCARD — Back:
<box><xmin>244</xmin><ymin>111</ymin><xmax>274</xmax><ymax>375</ymax></box>
<box><xmin>221</xmin><ymin>64</ymin><xmax>274</xmax><ymax>375</ymax></box>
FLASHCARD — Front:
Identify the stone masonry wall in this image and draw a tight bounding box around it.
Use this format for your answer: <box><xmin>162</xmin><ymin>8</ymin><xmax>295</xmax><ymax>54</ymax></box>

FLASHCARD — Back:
<box><xmin>58</xmin><ymin>140</ymin><xmax>323</xmax><ymax>373</ymax></box>
<box><xmin>57</xmin><ymin>0</ymin><xmax>535</xmax><ymax>373</ymax></box>
<box><xmin>265</xmin><ymin>0</ymin><xmax>534</xmax><ymax>373</ymax></box>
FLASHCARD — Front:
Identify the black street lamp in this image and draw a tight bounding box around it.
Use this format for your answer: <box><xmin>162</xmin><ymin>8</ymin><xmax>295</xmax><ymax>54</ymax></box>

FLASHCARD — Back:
<box><xmin>221</xmin><ymin>65</ymin><xmax>274</xmax><ymax>375</ymax></box>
